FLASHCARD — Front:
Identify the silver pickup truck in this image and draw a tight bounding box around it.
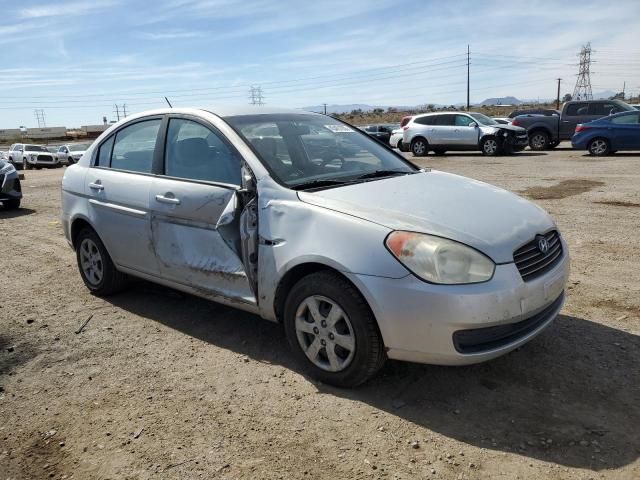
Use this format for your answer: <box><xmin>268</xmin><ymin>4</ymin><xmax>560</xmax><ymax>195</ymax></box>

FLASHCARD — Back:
<box><xmin>511</xmin><ymin>99</ymin><xmax>636</xmax><ymax>150</ymax></box>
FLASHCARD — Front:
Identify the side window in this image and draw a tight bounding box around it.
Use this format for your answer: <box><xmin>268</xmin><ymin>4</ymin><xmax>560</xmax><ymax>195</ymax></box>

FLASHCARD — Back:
<box><xmin>414</xmin><ymin>117</ymin><xmax>432</xmax><ymax>125</ymax></box>
<box><xmin>565</xmin><ymin>104</ymin><xmax>582</xmax><ymax>116</ymax></box>
<box><xmin>110</xmin><ymin>120</ymin><xmax>161</xmax><ymax>173</ymax></box>
<box><xmin>454</xmin><ymin>115</ymin><xmax>473</xmax><ymax>127</ymax></box>
<box><xmin>96</xmin><ymin>136</ymin><xmax>115</xmax><ymax>167</ymax></box>
<box><xmin>611</xmin><ymin>114</ymin><xmax>640</xmax><ymax>125</ymax></box>
<box><xmin>435</xmin><ymin>115</ymin><xmax>455</xmax><ymax>126</ymax></box>
<box><xmin>164</xmin><ymin>118</ymin><xmax>241</xmax><ymax>185</ymax></box>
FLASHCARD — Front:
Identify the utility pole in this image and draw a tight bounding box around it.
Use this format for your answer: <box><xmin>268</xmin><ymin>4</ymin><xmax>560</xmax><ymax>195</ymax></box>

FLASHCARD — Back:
<box><xmin>323</xmin><ymin>103</ymin><xmax>328</xmax><ymax>115</ymax></box>
<box><xmin>622</xmin><ymin>81</ymin><xmax>626</xmax><ymax>100</ymax></box>
<box><xmin>466</xmin><ymin>44</ymin><xmax>470</xmax><ymax>111</ymax></box>
<box><xmin>114</xmin><ymin>104</ymin><xmax>120</xmax><ymax>122</ymax></box>
<box><xmin>573</xmin><ymin>42</ymin><xmax>593</xmax><ymax>101</ymax></box>
<box><xmin>122</xmin><ymin>104</ymin><xmax>128</xmax><ymax>117</ymax></box>
<box><xmin>556</xmin><ymin>78</ymin><xmax>562</xmax><ymax>109</ymax></box>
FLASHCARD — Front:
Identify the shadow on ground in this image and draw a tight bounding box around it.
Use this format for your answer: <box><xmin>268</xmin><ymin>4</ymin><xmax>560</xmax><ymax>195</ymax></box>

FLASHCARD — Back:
<box><xmin>105</xmin><ymin>280</ymin><xmax>640</xmax><ymax>471</ymax></box>
<box><xmin>0</xmin><ymin>207</ymin><xmax>36</xmax><ymax>218</ymax></box>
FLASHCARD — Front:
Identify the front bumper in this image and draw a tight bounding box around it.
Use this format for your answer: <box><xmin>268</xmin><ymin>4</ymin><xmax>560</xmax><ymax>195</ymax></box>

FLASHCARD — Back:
<box><xmin>346</xmin><ymin>240</ymin><xmax>570</xmax><ymax>365</ymax></box>
<box><xmin>26</xmin><ymin>156</ymin><xmax>59</xmax><ymax>166</ymax></box>
<box><xmin>0</xmin><ymin>173</ymin><xmax>22</xmax><ymax>201</ymax></box>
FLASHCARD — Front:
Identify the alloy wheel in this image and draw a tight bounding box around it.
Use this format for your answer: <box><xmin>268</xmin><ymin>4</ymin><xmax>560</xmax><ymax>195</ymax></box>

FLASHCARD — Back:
<box><xmin>483</xmin><ymin>139</ymin><xmax>498</xmax><ymax>155</ymax></box>
<box><xmin>413</xmin><ymin>141</ymin><xmax>426</xmax><ymax>155</ymax></box>
<box><xmin>79</xmin><ymin>238</ymin><xmax>104</xmax><ymax>286</ymax></box>
<box><xmin>294</xmin><ymin>295</ymin><xmax>356</xmax><ymax>372</ymax></box>
<box><xmin>531</xmin><ymin>134</ymin><xmax>547</xmax><ymax>150</ymax></box>
<box><xmin>590</xmin><ymin>139</ymin><xmax>608</xmax><ymax>155</ymax></box>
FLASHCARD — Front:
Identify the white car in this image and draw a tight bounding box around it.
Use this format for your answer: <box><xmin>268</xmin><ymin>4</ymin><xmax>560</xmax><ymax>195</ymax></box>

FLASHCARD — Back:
<box><xmin>389</xmin><ymin>128</ymin><xmax>404</xmax><ymax>149</ymax></box>
<box><xmin>61</xmin><ymin>106</ymin><xmax>568</xmax><ymax>387</ymax></box>
<box><xmin>57</xmin><ymin>143</ymin><xmax>91</xmax><ymax>165</ymax></box>
<box><xmin>402</xmin><ymin>112</ymin><xmax>528</xmax><ymax>156</ymax></box>
<box><xmin>8</xmin><ymin>143</ymin><xmax>60</xmax><ymax>170</ymax></box>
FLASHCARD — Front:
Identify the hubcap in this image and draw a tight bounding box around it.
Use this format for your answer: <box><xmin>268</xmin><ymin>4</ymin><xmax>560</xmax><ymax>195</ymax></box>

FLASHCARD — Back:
<box><xmin>79</xmin><ymin>238</ymin><xmax>104</xmax><ymax>286</ymax></box>
<box><xmin>413</xmin><ymin>141</ymin><xmax>426</xmax><ymax>155</ymax></box>
<box><xmin>294</xmin><ymin>295</ymin><xmax>356</xmax><ymax>372</ymax></box>
<box><xmin>531</xmin><ymin>134</ymin><xmax>546</xmax><ymax>149</ymax></box>
<box><xmin>484</xmin><ymin>139</ymin><xmax>498</xmax><ymax>154</ymax></box>
<box><xmin>591</xmin><ymin>139</ymin><xmax>607</xmax><ymax>154</ymax></box>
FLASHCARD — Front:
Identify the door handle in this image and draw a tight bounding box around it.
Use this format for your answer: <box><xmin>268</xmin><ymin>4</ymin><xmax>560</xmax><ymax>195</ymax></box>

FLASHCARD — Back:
<box><xmin>88</xmin><ymin>182</ymin><xmax>104</xmax><ymax>191</ymax></box>
<box><xmin>155</xmin><ymin>194</ymin><xmax>181</xmax><ymax>205</ymax></box>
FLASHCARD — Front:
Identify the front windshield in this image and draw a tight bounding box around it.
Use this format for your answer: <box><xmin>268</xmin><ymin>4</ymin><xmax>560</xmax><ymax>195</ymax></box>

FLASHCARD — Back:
<box><xmin>225</xmin><ymin>114</ymin><xmax>416</xmax><ymax>188</ymax></box>
<box><xmin>26</xmin><ymin>145</ymin><xmax>47</xmax><ymax>152</ymax></box>
<box><xmin>469</xmin><ymin>113</ymin><xmax>498</xmax><ymax>126</ymax></box>
<box><xmin>69</xmin><ymin>143</ymin><xmax>89</xmax><ymax>151</ymax></box>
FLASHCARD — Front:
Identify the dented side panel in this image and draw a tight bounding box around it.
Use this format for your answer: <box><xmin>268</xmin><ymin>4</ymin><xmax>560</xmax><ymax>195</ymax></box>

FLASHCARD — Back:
<box><xmin>255</xmin><ymin>177</ymin><xmax>409</xmax><ymax>321</ymax></box>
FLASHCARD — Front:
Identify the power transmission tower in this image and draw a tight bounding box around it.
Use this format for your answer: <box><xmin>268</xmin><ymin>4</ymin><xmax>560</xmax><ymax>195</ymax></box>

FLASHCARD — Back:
<box><xmin>248</xmin><ymin>85</ymin><xmax>265</xmax><ymax>105</ymax></box>
<box><xmin>572</xmin><ymin>43</ymin><xmax>593</xmax><ymax>101</ymax></box>
<box><xmin>34</xmin><ymin>109</ymin><xmax>46</xmax><ymax>128</ymax></box>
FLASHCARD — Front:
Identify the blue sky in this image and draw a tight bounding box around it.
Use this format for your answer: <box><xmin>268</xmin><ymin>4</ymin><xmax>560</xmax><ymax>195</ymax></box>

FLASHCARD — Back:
<box><xmin>1</xmin><ymin>0</ymin><xmax>639</xmax><ymax>128</ymax></box>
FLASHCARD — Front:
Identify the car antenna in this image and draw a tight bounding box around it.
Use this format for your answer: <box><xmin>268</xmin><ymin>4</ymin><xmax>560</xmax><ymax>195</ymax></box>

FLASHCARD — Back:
<box><xmin>164</xmin><ymin>96</ymin><xmax>173</xmax><ymax>108</ymax></box>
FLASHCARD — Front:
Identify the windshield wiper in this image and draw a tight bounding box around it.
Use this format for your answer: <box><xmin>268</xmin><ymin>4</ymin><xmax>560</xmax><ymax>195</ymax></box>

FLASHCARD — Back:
<box><xmin>290</xmin><ymin>179</ymin><xmax>349</xmax><ymax>191</ymax></box>
<box><xmin>355</xmin><ymin>169</ymin><xmax>416</xmax><ymax>180</ymax></box>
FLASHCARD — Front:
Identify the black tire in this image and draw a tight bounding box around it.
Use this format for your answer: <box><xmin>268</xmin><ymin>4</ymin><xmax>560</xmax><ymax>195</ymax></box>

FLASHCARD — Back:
<box><xmin>529</xmin><ymin>131</ymin><xmax>550</xmax><ymax>151</ymax></box>
<box><xmin>75</xmin><ymin>227</ymin><xmax>127</xmax><ymax>296</ymax></box>
<box><xmin>396</xmin><ymin>140</ymin><xmax>403</xmax><ymax>150</ymax></box>
<box><xmin>411</xmin><ymin>138</ymin><xmax>429</xmax><ymax>157</ymax></box>
<box><xmin>587</xmin><ymin>137</ymin><xmax>610</xmax><ymax>156</ymax></box>
<box><xmin>24</xmin><ymin>159</ymin><xmax>32</xmax><ymax>170</ymax></box>
<box><xmin>481</xmin><ymin>136</ymin><xmax>500</xmax><ymax>156</ymax></box>
<box><xmin>283</xmin><ymin>271</ymin><xmax>386</xmax><ymax>388</ymax></box>
<box><xmin>11</xmin><ymin>158</ymin><xmax>22</xmax><ymax>171</ymax></box>
<box><xmin>5</xmin><ymin>198</ymin><xmax>20</xmax><ymax>210</ymax></box>
<box><xmin>433</xmin><ymin>149</ymin><xmax>446</xmax><ymax>156</ymax></box>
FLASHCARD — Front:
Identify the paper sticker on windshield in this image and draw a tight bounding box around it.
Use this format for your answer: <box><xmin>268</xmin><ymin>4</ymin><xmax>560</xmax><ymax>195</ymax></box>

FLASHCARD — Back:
<box><xmin>324</xmin><ymin>124</ymin><xmax>354</xmax><ymax>133</ymax></box>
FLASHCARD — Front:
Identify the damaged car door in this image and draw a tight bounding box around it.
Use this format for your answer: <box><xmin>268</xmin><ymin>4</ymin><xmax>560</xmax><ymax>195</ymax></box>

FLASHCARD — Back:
<box><xmin>149</xmin><ymin>116</ymin><xmax>256</xmax><ymax>306</ymax></box>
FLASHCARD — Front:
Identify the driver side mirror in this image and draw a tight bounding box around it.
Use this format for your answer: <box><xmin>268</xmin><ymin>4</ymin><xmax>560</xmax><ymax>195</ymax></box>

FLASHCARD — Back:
<box><xmin>469</xmin><ymin>122</ymin><xmax>478</xmax><ymax>128</ymax></box>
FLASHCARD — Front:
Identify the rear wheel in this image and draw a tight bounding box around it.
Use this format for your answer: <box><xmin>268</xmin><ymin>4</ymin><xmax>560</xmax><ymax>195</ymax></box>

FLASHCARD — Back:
<box><xmin>481</xmin><ymin>137</ymin><xmax>500</xmax><ymax>156</ymax></box>
<box><xmin>4</xmin><ymin>199</ymin><xmax>20</xmax><ymax>210</ymax></box>
<box><xmin>411</xmin><ymin>138</ymin><xmax>429</xmax><ymax>157</ymax></box>
<box><xmin>75</xmin><ymin>228</ymin><xmax>127</xmax><ymax>295</ymax></box>
<box><xmin>283</xmin><ymin>271</ymin><xmax>385</xmax><ymax>387</ymax></box>
<box><xmin>588</xmin><ymin>138</ymin><xmax>610</xmax><ymax>156</ymax></box>
<box><xmin>529</xmin><ymin>131</ymin><xmax>549</xmax><ymax>151</ymax></box>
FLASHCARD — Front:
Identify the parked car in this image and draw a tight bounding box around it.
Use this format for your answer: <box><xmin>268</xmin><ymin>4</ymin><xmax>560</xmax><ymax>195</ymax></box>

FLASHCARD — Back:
<box><xmin>0</xmin><ymin>157</ymin><xmax>22</xmax><ymax>209</ymax></box>
<box><xmin>571</xmin><ymin>110</ymin><xmax>640</xmax><ymax>155</ymax></box>
<box><xmin>8</xmin><ymin>143</ymin><xmax>60</xmax><ymax>170</ymax></box>
<box><xmin>389</xmin><ymin>128</ymin><xmax>404</xmax><ymax>149</ymax></box>
<box><xmin>57</xmin><ymin>143</ymin><xmax>91</xmax><ymax>165</ymax></box>
<box><xmin>61</xmin><ymin>107</ymin><xmax>569</xmax><ymax>387</ymax></box>
<box><xmin>402</xmin><ymin>112</ymin><xmax>528</xmax><ymax>156</ymax></box>
<box><xmin>359</xmin><ymin>124</ymin><xmax>399</xmax><ymax>144</ymax></box>
<box><xmin>508</xmin><ymin>108</ymin><xmax>558</xmax><ymax>119</ymax></box>
<box><xmin>511</xmin><ymin>100</ymin><xmax>636</xmax><ymax>150</ymax></box>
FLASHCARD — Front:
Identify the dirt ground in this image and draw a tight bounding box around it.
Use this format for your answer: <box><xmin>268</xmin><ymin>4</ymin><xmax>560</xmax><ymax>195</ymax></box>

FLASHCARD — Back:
<box><xmin>1</xmin><ymin>145</ymin><xmax>639</xmax><ymax>480</ymax></box>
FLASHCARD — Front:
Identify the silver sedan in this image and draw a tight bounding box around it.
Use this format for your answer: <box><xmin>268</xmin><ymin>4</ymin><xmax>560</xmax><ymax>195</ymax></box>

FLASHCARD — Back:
<box><xmin>61</xmin><ymin>107</ymin><xmax>569</xmax><ymax>387</ymax></box>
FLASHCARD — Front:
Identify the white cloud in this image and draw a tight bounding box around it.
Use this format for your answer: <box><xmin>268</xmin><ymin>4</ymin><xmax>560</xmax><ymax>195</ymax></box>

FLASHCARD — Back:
<box><xmin>18</xmin><ymin>0</ymin><xmax>117</xmax><ymax>19</ymax></box>
<box><xmin>138</xmin><ymin>30</ymin><xmax>205</xmax><ymax>40</ymax></box>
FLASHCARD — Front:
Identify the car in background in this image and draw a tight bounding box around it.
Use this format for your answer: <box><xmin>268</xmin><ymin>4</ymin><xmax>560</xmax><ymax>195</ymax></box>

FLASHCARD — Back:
<box><xmin>8</xmin><ymin>143</ymin><xmax>60</xmax><ymax>170</ymax></box>
<box><xmin>511</xmin><ymin>100</ymin><xmax>635</xmax><ymax>150</ymax></box>
<box><xmin>0</xmin><ymin>157</ymin><xmax>22</xmax><ymax>209</ymax></box>
<box><xmin>508</xmin><ymin>108</ymin><xmax>558</xmax><ymax>119</ymax></box>
<box><xmin>630</xmin><ymin>104</ymin><xmax>640</xmax><ymax>110</ymax></box>
<box><xmin>359</xmin><ymin>124</ymin><xmax>398</xmax><ymax>144</ymax></box>
<box><xmin>389</xmin><ymin>128</ymin><xmax>404</xmax><ymax>149</ymax></box>
<box><xmin>61</xmin><ymin>106</ymin><xmax>568</xmax><ymax>387</ymax></box>
<box><xmin>57</xmin><ymin>143</ymin><xmax>91</xmax><ymax>165</ymax></box>
<box><xmin>403</xmin><ymin>111</ymin><xmax>528</xmax><ymax>156</ymax></box>
<box><xmin>571</xmin><ymin>110</ymin><xmax>640</xmax><ymax>155</ymax></box>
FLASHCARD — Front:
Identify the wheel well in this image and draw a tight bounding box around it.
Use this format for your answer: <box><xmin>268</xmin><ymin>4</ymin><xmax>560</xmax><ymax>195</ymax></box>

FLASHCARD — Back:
<box><xmin>411</xmin><ymin>136</ymin><xmax>428</xmax><ymax>146</ymax></box>
<box><xmin>273</xmin><ymin>263</ymin><xmax>366</xmax><ymax>323</ymax></box>
<box><xmin>529</xmin><ymin>128</ymin><xmax>551</xmax><ymax>138</ymax></box>
<box><xmin>70</xmin><ymin>218</ymin><xmax>93</xmax><ymax>250</ymax></box>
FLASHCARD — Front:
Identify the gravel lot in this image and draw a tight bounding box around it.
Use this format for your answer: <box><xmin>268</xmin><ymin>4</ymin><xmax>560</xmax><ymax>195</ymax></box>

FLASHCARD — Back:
<box><xmin>1</xmin><ymin>145</ymin><xmax>639</xmax><ymax>479</ymax></box>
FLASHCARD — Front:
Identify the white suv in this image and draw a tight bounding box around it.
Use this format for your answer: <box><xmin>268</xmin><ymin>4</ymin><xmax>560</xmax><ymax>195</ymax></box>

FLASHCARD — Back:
<box><xmin>8</xmin><ymin>143</ymin><xmax>60</xmax><ymax>170</ymax></box>
<box><xmin>402</xmin><ymin>112</ymin><xmax>528</xmax><ymax>156</ymax></box>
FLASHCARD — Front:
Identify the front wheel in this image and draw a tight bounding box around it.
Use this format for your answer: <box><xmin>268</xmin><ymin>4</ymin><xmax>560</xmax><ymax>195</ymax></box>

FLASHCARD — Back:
<box><xmin>411</xmin><ymin>138</ymin><xmax>429</xmax><ymax>157</ymax></box>
<box><xmin>588</xmin><ymin>138</ymin><xmax>610</xmax><ymax>156</ymax></box>
<box><xmin>23</xmin><ymin>159</ymin><xmax>32</xmax><ymax>170</ymax></box>
<box><xmin>75</xmin><ymin>228</ymin><xmax>127</xmax><ymax>296</ymax></box>
<box><xmin>283</xmin><ymin>271</ymin><xmax>385</xmax><ymax>388</ymax></box>
<box><xmin>481</xmin><ymin>137</ymin><xmax>500</xmax><ymax>156</ymax></box>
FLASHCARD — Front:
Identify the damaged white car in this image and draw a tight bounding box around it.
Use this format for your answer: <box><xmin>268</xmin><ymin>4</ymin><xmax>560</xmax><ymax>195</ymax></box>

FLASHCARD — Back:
<box><xmin>61</xmin><ymin>107</ymin><xmax>569</xmax><ymax>387</ymax></box>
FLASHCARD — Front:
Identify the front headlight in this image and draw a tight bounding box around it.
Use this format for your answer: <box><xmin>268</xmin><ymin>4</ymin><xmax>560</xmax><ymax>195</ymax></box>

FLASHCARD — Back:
<box><xmin>385</xmin><ymin>231</ymin><xmax>495</xmax><ymax>284</ymax></box>
<box><xmin>0</xmin><ymin>162</ymin><xmax>16</xmax><ymax>174</ymax></box>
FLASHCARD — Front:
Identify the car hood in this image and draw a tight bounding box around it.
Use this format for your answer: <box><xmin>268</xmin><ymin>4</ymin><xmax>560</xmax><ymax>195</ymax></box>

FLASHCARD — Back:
<box><xmin>297</xmin><ymin>170</ymin><xmax>555</xmax><ymax>263</ymax></box>
<box><xmin>70</xmin><ymin>150</ymin><xmax>86</xmax><ymax>155</ymax></box>
<box><xmin>482</xmin><ymin>123</ymin><xmax>527</xmax><ymax>133</ymax></box>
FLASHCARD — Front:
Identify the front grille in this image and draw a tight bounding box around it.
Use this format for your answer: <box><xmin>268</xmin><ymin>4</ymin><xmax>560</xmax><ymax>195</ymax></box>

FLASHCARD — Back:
<box><xmin>453</xmin><ymin>292</ymin><xmax>564</xmax><ymax>354</ymax></box>
<box><xmin>514</xmin><ymin>230</ymin><xmax>563</xmax><ymax>281</ymax></box>
<box><xmin>37</xmin><ymin>155</ymin><xmax>53</xmax><ymax>162</ymax></box>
